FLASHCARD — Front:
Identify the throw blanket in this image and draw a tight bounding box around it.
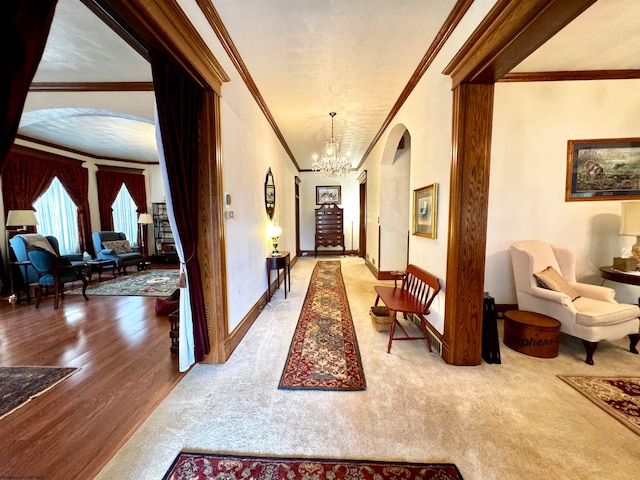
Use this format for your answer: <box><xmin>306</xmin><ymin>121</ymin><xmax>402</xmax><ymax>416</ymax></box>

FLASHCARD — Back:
<box><xmin>19</xmin><ymin>234</ymin><xmax>56</xmax><ymax>255</ymax></box>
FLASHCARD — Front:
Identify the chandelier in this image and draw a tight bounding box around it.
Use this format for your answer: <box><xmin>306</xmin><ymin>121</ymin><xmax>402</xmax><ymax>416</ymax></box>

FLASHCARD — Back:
<box><xmin>311</xmin><ymin>112</ymin><xmax>351</xmax><ymax>177</ymax></box>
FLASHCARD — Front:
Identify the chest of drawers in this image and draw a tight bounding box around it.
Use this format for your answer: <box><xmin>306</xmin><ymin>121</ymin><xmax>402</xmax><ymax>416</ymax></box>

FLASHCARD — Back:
<box><xmin>315</xmin><ymin>203</ymin><xmax>345</xmax><ymax>256</ymax></box>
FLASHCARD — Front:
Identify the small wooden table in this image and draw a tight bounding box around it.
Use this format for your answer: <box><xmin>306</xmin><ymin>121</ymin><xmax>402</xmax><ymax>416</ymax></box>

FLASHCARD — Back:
<box><xmin>503</xmin><ymin>310</ymin><xmax>560</xmax><ymax>358</ymax></box>
<box><xmin>86</xmin><ymin>259</ymin><xmax>117</xmax><ymax>282</ymax></box>
<box><xmin>266</xmin><ymin>251</ymin><xmax>290</xmax><ymax>302</ymax></box>
<box><xmin>599</xmin><ymin>266</ymin><xmax>640</xmax><ymax>286</ymax></box>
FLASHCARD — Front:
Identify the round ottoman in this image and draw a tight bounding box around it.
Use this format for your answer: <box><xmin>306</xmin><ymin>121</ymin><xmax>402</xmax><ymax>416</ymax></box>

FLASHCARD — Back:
<box><xmin>503</xmin><ymin>310</ymin><xmax>561</xmax><ymax>358</ymax></box>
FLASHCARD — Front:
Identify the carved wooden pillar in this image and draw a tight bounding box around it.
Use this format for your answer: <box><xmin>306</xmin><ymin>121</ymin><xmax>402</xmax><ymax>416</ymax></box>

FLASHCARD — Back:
<box><xmin>442</xmin><ymin>83</ymin><xmax>494</xmax><ymax>366</ymax></box>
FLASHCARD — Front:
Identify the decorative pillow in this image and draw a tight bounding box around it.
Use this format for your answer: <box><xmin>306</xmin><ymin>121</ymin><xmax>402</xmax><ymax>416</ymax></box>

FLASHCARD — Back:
<box><xmin>534</xmin><ymin>266</ymin><xmax>580</xmax><ymax>301</ymax></box>
<box><xmin>102</xmin><ymin>239</ymin><xmax>132</xmax><ymax>254</ymax></box>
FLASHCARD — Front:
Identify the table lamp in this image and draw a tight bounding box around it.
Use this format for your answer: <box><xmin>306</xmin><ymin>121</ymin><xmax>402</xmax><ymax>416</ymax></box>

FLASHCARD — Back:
<box><xmin>619</xmin><ymin>201</ymin><xmax>640</xmax><ymax>267</ymax></box>
<box><xmin>267</xmin><ymin>224</ymin><xmax>282</xmax><ymax>255</ymax></box>
<box><xmin>6</xmin><ymin>209</ymin><xmax>38</xmax><ymax>231</ymax></box>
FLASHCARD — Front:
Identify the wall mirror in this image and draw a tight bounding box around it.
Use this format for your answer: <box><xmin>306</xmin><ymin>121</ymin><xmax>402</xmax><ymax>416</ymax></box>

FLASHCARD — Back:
<box><xmin>265</xmin><ymin>168</ymin><xmax>275</xmax><ymax>220</ymax></box>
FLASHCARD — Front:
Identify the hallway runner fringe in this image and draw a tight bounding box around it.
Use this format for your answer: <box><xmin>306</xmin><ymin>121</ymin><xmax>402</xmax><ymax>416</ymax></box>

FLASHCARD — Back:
<box><xmin>163</xmin><ymin>452</ymin><xmax>464</xmax><ymax>480</ymax></box>
<box><xmin>279</xmin><ymin>261</ymin><xmax>366</xmax><ymax>390</ymax></box>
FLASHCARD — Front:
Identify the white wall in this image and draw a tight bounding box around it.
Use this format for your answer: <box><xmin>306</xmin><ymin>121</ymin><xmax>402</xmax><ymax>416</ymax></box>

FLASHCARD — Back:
<box><xmin>487</xmin><ymin>79</ymin><xmax>640</xmax><ymax>305</ymax></box>
<box><xmin>298</xmin><ymin>171</ymin><xmax>360</xmax><ymax>255</ymax></box>
<box><xmin>358</xmin><ymin>0</ymin><xmax>499</xmax><ymax>333</ymax></box>
<box><xmin>181</xmin><ymin>3</ymin><xmax>300</xmax><ymax>332</ymax></box>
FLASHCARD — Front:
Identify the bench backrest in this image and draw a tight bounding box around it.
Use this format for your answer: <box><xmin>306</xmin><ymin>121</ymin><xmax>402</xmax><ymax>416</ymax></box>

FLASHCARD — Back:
<box><xmin>404</xmin><ymin>264</ymin><xmax>441</xmax><ymax>314</ymax></box>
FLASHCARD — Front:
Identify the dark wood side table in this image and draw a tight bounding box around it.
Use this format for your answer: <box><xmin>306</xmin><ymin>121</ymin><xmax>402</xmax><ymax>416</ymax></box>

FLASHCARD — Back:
<box><xmin>86</xmin><ymin>259</ymin><xmax>118</xmax><ymax>282</ymax></box>
<box><xmin>266</xmin><ymin>251</ymin><xmax>290</xmax><ymax>302</ymax></box>
<box><xmin>599</xmin><ymin>266</ymin><xmax>640</xmax><ymax>286</ymax></box>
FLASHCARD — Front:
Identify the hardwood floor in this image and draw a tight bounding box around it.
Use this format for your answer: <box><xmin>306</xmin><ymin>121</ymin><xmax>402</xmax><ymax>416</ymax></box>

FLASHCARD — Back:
<box><xmin>0</xmin><ymin>280</ymin><xmax>185</xmax><ymax>479</ymax></box>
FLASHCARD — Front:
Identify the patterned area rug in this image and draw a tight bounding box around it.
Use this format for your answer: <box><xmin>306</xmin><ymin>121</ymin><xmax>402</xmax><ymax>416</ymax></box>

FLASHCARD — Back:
<box><xmin>163</xmin><ymin>452</ymin><xmax>463</xmax><ymax>480</ymax></box>
<box><xmin>67</xmin><ymin>269</ymin><xmax>180</xmax><ymax>297</ymax></box>
<box><xmin>559</xmin><ymin>375</ymin><xmax>640</xmax><ymax>436</ymax></box>
<box><xmin>279</xmin><ymin>261</ymin><xmax>365</xmax><ymax>390</ymax></box>
<box><xmin>0</xmin><ymin>366</ymin><xmax>79</xmax><ymax>420</ymax></box>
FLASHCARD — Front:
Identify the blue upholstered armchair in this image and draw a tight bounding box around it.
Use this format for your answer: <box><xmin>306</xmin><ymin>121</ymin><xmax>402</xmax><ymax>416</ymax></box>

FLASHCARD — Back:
<box><xmin>92</xmin><ymin>231</ymin><xmax>144</xmax><ymax>273</ymax></box>
<box><xmin>26</xmin><ymin>246</ymin><xmax>89</xmax><ymax>309</ymax></box>
<box><xmin>9</xmin><ymin>234</ymin><xmax>84</xmax><ymax>289</ymax></box>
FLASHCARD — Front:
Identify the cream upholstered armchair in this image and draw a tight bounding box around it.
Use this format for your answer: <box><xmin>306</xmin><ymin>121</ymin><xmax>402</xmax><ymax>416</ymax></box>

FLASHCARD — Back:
<box><xmin>510</xmin><ymin>240</ymin><xmax>640</xmax><ymax>365</ymax></box>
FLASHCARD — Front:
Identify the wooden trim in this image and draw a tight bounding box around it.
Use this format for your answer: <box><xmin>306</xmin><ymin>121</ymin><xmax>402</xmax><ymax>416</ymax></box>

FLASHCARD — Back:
<box><xmin>364</xmin><ymin>257</ymin><xmax>378</xmax><ymax>279</ymax></box>
<box><xmin>29</xmin><ymin>81</ymin><xmax>154</xmax><ymax>92</ymax></box>
<box><xmin>91</xmin><ymin>0</ymin><xmax>230</xmax><ymax>93</ymax></box>
<box><xmin>10</xmin><ymin>144</ymin><xmax>85</xmax><ymax>166</ymax></box>
<box><xmin>15</xmin><ymin>134</ymin><xmax>160</xmax><ymax>165</ymax></box>
<box><xmin>195</xmin><ymin>0</ymin><xmax>300</xmax><ymax>171</ymax></box>
<box><xmin>499</xmin><ymin>70</ymin><xmax>640</xmax><ymax>82</ymax></box>
<box><xmin>200</xmin><ymin>92</ymin><xmax>229</xmax><ymax>364</ymax></box>
<box><xmin>96</xmin><ymin>164</ymin><xmax>144</xmax><ymax>174</ymax></box>
<box><xmin>443</xmin><ymin>83</ymin><xmax>494</xmax><ymax>366</ymax></box>
<box><xmin>443</xmin><ymin>0</ymin><xmax>598</xmax><ymax>87</ymax></box>
<box><xmin>357</xmin><ymin>0</ymin><xmax>474</xmax><ymax>168</ymax></box>
<box><xmin>496</xmin><ymin>304</ymin><xmax>518</xmax><ymax>317</ymax></box>
<box><xmin>357</xmin><ymin>169</ymin><xmax>367</xmax><ymax>184</ymax></box>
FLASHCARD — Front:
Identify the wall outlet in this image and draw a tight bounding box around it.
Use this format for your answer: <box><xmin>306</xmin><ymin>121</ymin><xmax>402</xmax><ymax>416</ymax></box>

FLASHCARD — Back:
<box><xmin>224</xmin><ymin>211</ymin><xmax>234</xmax><ymax>219</ymax></box>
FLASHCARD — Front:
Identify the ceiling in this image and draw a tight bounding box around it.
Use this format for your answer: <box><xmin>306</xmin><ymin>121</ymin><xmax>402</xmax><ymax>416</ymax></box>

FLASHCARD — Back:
<box><xmin>18</xmin><ymin>0</ymin><xmax>640</xmax><ymax>170</ymax></box>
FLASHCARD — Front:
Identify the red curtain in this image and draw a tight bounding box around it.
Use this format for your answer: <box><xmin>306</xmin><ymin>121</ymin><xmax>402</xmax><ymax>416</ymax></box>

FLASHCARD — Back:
<box><xmin>152</xmin><ymin>53</ymin><xmax>210</xmax><ymax>362</ymax></box>
<box><xmin>0</xmin><ymin>0</ymin><xmax>57</xmax><ymax>172</ymax></box>
<box><xmin>96</xmin><ymin>169</ymin><xmax>147</xmax><ymax>236</ymax></box>
<box><xmin>2</xmin><ymin>150</ymin><xmax>93</xmax><ymax>254</ymax></box>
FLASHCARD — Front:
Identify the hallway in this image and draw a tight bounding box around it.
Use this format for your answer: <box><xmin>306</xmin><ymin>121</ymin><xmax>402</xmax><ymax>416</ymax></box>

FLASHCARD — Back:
<box><xmin>97</xmin><ymin>257</ymin><xmax>640</xmax><ymax>480</ymax></box>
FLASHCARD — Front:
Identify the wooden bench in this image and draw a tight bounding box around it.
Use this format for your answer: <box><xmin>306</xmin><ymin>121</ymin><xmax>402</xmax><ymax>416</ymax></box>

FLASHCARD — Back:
<box><xmin>374</xmin><ymin>264</ymin><xmax>441</xmax><ymax>353</ymax></box>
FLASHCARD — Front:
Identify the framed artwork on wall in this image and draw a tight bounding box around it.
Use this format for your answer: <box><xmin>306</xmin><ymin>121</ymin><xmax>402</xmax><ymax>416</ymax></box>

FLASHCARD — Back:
<box><xmin>566</xmin><ymin>138</ymin><xmax>640</xmax><ymax>201</ymax></box>
<box><xmin>413</xmin><ymin>183</ymin><xmax>437</xmax><ymax>238</ymax></box>
<box><xmin>316</xmin><ymin>185</ymin><xmax>341</xmax><ymax>204</ymax></box>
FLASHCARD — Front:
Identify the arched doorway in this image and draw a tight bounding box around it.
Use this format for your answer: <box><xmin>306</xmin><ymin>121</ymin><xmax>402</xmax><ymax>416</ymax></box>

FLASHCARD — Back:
<box><xmin>378</xmin><ymin>124</ymin><xmax>411</xmax><ymax>273</ymax></box>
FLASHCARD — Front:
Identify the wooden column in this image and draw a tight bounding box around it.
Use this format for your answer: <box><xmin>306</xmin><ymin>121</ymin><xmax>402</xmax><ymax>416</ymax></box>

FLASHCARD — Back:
<box><xmin>442</xmin><ymin>83</ymin><xmax>494</xmax><ymax>366</ymax></box>
<box><xmin>199</xmin><ymin>92</ymin><xmax>229</xmax><ymax>364</ymax></box>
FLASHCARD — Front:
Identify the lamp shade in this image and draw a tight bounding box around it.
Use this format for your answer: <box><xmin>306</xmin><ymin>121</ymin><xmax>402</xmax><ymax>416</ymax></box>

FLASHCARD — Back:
<box><xmin>620</xmin><ymin>202</ymin><xmax>640</xmax><ymax>236</ymax></box>
<box><xmin>138</xmin><ymin>213</ymin><xmax>153</xmax><ymax>224</ymax></box>
<box><xmin>270</xmin><ymin>225</ymin><xmax>282</xmax><ymax>238</ymax></box>
<box><xmin>6</xmin><ymin>209</ymin><xmax>38</xmax><ymax>227</ymax></box>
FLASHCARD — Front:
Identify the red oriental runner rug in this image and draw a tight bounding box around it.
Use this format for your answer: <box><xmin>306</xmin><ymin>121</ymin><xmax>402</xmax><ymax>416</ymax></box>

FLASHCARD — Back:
<box><xmin>163</xmin><ymin>452</ymin><xmax>464</xmax><ymax>480</ymax></box>
<box><xmin>558</xmin><ymin>375</ymin><xmax>640</xmax><ymax>436</ymax></box>
<box><xmin>279</xmin><ymin>261</ymin><xmax>365</xmax><ymax>390</ymax></box>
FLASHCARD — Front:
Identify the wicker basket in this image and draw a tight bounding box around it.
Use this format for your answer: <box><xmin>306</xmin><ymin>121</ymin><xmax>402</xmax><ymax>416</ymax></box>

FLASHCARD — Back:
<box><xmin>370</xmin><ymin>306</ymin><xmax>393</xmax><ymax>332</ymax></box>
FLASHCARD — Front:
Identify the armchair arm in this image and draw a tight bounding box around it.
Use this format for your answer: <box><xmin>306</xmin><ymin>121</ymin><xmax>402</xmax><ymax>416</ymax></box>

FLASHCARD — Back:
<box><xmin>530</xmin><ymin>286</ymin><xmax>575</xmax><ymax>309</ymax></box>
<box><xmin>100</xmin><ymin>248</ymin><xmax>115</xmax><ymax>255</ymax></box>
<box><xmin>570</xmin><ymin>282</ymin><xmax>616</xmax><ymax>302</ymax></box>
<box><xmin>131</xmin><ymin>246</ymin><xmax>141</xmax><ymax>253</ymax></box>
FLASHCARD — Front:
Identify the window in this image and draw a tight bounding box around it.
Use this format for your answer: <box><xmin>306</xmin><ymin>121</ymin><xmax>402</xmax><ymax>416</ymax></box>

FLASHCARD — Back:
<box><xmin>34</xmin><ymin>177</ymin><xmax>79</xmax><ymax>255</ymax></box>
<box><xmin>112</xmin><ymin>184</ymin><xmax>138</xmax><ymax>245</ymax></box>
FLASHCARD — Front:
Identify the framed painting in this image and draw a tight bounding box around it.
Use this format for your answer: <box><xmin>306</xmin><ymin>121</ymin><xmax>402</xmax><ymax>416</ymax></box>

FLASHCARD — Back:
<box><xmin>413</xmin><ymin>183</ymin><xmax>437</xmax><ymax>238</ymax></box>
<box><xmin>566</xmin><ymin>138</ymin><xmax>640</xmax><ymax>201</ymax></box>
<box><xmin>316</xmin><ymin>185</ymin><xmax>341</xmax><ymax>204</ymax></box>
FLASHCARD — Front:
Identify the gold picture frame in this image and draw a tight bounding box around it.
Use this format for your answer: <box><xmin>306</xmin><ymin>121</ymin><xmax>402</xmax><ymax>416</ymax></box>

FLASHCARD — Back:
<box><xmin>413</xmin><ymin>183</ymin><xmax>437</xmax><ymax>238</ymax></box>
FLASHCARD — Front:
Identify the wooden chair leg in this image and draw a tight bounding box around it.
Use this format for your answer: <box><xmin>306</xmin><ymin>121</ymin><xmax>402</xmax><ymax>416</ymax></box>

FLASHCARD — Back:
<box><xmin>54</xmin><ymin>281</ymin><xmax>61</xmax><ymax>309</ymax></box>
<box><xmin>374</xmin><ymin>295</ymin><xmax>380</xmax><ymax>307</ymax></box>
<box><xmin>582</xmin><ymin>340</ymin><xmax>598</xmax><ymax>365</ymax></box>
<box><xmin>629</xmin><ymin>333</ymin><xmax>639</xmax><ymax>354</ymax></box>
<box><xmin>418</xmin><ymin>317</ymin><xmax>433</xmax><ymax>353</ymax></box>
<box><xmin>387</xmin><ymin>310</ymin><xmax>397</xmax><ymax>353</ymax></box>
<box><xmin>34</xmin><ymin>284</ymin><xmax>42</xmax><ymax>309</ymax></box>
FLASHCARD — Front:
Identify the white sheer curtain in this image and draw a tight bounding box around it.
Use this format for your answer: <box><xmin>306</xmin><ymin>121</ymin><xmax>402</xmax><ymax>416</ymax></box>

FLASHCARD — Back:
<box><xmin>155</xmin><ymin>107</ymin><xmax>195</xmax><ymax>371</ymax></box>
<box><xmin>34</xmin><ymin>177</ymin><xmax>79</xmax><ymax>255</ymax></box>
<box><xmin>112</xmin><ymin>185</ymin><xmax>138</xmax><ymax>244</ymax></box>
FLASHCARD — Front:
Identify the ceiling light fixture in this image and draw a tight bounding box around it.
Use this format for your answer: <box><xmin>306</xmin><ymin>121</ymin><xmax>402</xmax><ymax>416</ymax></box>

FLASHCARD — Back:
<box><xmin>311</xmin><ymin>112</ymin><xmax>351</xmax><ymax>178</ymax></box>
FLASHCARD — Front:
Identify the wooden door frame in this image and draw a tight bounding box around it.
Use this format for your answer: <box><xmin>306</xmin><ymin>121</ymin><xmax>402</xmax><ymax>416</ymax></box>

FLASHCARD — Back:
<box><xmin>440</xmin><ymin>0</ymin><xmax>597</xmax><ymax>365</ymax></box>
<box><xmin>358</xmin><ymin>170</ymin><xmax>367</xmax><ymax>258</ymax></box>
<box><xmin>87</xmin><ymin>0</ymin><xmax>232</xmax><ymax>363</ymax></box>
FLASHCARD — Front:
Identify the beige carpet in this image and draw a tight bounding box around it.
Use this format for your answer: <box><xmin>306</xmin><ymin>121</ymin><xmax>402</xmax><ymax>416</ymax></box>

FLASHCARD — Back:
<box><xmin>95</xmin><ymin>256</ymin><xmax>640</xmax><ymax>480</ymax></box>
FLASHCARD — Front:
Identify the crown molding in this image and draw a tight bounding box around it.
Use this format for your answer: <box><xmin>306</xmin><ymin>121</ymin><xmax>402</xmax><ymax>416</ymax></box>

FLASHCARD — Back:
<box><xmin>14</xmin><ymin>134</ymin><xmax>159</xmax><ymax>165</ymax></box>
<box><xmin>30</xmin><ymin>81</ymin><xmax>154</xmax><ymax>92</ymax></box>
<box><xmin>499</xmin><ymin>70</ymin><xmax>640</xmax><ymax>82</ymax></box>
<box><xmin>195</xmin><ymin>0</ymin><xmax>300</xmax><ymax>171</ymax></box>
